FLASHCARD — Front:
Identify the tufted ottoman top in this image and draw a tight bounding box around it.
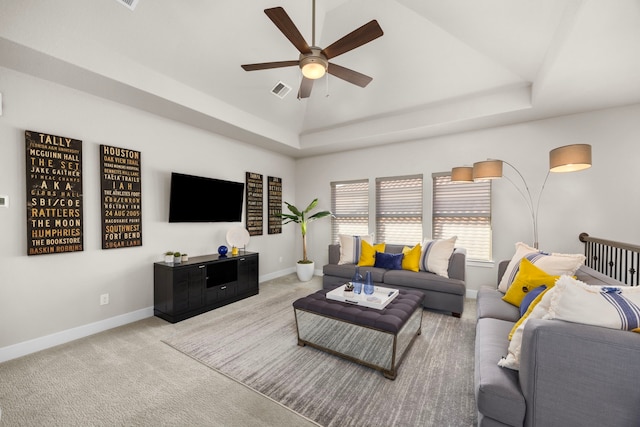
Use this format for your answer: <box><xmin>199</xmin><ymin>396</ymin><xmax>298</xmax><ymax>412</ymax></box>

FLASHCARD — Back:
<box><xmin>293</xmin><ymin>289</ymin><xmax>424</xmax><ymax>334</ymax></box>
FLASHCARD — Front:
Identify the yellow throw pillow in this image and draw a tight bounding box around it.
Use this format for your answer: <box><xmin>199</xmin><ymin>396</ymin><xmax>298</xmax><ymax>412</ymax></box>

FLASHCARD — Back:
<box><xmin>502</xmin><ymin>258</ymin><xmax>561</xmax><ymax>307</ymax></box>
<box><xmin>402</xmin><ymin>244</ymin><xmax>421</xmax><ymax>272</ymax></box>
<box><xmin>358</xmin><ymin>241</ymin><xmax>385</xmax><ymax>267</ymax></box>
<box><xmin>508</xmin><ymin>284</ymin><xmax>554</xmax><ymax>340</ymax></box>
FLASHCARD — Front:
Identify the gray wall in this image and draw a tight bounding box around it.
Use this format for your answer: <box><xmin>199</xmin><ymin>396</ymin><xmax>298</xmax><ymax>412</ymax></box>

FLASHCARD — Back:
<box><xmin>295</xmin><ymin>103</ymin><xmax>640</xmax><ymax>292</ymax></box>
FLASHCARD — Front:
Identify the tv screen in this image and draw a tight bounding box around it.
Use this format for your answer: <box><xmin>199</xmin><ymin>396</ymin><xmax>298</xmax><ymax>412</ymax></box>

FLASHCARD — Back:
<box><xmin>168</xmin><ymin>172</ymin><xmax>244</xmax><ymax>223</ymax></box>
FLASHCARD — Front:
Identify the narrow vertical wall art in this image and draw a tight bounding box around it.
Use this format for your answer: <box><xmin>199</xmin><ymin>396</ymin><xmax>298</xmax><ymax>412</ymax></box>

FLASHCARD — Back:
<box><xmin>245</xmin><ymin>172</ymin><xmax>263</xmax><ymax>236</ymax></box>
<box><xmin>268</xmin><ymin>176</ymin><xmax>282</xmax><ymax>234</ymax></box>
<box><xmin>25</xmin><ymin>130</ymin><xmax>83</xmax><ymax>255</ymax></box>
<box><xmin>100</xmin><ymin>144</ymin><xmax>142</xmax><ymax>249</ymax></box>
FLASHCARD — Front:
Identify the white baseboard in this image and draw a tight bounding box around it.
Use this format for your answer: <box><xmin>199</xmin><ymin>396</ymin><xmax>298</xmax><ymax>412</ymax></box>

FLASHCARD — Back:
<box><xmin>466</xmin><ymin>289</ymin><xmax>478</xmax><ymax>299</ymax></box>
<box><xmin>259</xmin><ymin>267</ymin><xmax>296</xmax><ymax>282</ymax></box>
<box><xmin>0</xmin><ymin>307</ymin><xmax>153</xmax><ymax>363</ymax></box>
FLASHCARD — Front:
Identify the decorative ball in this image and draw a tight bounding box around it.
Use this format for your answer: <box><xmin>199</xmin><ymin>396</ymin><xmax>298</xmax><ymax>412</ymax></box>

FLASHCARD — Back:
<box><xmin>218</xmin><ymin>245</ymin><xmax>228</xmax><ymax>256</ymax></box>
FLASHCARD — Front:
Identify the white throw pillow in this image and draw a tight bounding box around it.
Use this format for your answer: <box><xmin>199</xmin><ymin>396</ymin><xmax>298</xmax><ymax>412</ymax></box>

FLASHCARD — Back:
<box><xmin>419</xmin><ymin>236</ymin><xmax>457</xmax><ymax>278</ymax></box>
<box><xmin>498</xmin><ymin>242</ymin><xmax>585</xmax><ymax>293</ymax></box>
<box><xmin>548</xmin><ymin>275</ymin><xmax>640</xmax><ymax>331</ymax></box>
<box><xmin>338</xmin><ymin>234</ymin><xmax>373</xmax><ymax>265</ymax></box>
<box><xmin>498</xmin><ymin>286</ymin><xmax>557</xmax><ymax>371</ymax></box>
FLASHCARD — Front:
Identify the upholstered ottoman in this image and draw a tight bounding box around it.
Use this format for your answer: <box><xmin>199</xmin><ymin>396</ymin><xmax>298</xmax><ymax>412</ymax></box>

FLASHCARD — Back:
<box><xmin>292</xmin><ymin>288</ymin><xmax>424</xmax><ymax>379</ymax></box>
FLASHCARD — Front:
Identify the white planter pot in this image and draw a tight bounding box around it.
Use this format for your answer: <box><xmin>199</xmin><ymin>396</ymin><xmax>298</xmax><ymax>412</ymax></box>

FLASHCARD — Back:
<box><xmin>296</xmin><ymin>261</ymin><xmax>315</xmax><ymax>282</ymax></box>
<box><xmin>164</xmin><ymin>255</ymin><xmax>174</xmax><ymax>263</ymax></box>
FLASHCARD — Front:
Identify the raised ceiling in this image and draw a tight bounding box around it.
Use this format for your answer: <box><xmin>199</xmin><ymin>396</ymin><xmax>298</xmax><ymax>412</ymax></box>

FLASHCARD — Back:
<box><xmin>1</xmin><ymin>0</ymin><xmax>640</xmax><ymax>157</ymax></box>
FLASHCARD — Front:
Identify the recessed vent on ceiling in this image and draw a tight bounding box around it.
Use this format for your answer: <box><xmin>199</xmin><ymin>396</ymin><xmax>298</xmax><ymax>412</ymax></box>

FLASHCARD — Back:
<box><xmin>115</xmin><ymin>0</ymin><xmax>139</xmax><ymax>11</ymax></box>
<box><xmin>271</xmin><ymin>81</ymin><xmax>292</xmax><ymax>99</ymax></box>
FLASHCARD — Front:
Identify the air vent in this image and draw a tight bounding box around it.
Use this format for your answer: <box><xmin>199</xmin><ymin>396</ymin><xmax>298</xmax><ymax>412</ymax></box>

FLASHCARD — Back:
<box><xmin>115</xmin><ymin>0</ymin><xmax>139</xmax><ymax>11</ymax></box>
<box><xmin>271</xmin><ymin>81</ymin><xmax>292</xmax><ymax>99</ymax></box>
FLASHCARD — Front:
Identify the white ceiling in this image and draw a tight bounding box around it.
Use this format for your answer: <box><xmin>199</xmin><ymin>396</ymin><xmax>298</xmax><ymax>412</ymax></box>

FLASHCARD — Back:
<box><xmin>1</xmin><ymin>0</ymin><xmax>640</xmax><ymax>157</ymax></box>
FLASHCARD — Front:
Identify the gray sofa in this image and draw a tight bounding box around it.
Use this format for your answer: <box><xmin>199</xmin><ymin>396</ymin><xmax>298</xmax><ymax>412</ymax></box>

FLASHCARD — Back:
<box><xmin>322</xmin><ymin>243</ymin><xmax>466</xmax><ymax>316</ymax></box>
<box><xmin>475</xmin><ymin>261</ymin><xmax>640</xmax><ymax>427</ymax></box>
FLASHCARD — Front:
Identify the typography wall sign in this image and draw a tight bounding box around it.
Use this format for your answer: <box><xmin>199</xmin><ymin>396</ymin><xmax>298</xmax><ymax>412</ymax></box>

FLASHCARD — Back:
<box><xmin>25</xmin><ymin>130</ymin><xmax>83</xmax><ymax>255</ymax></box>
<box><xmin>100</xmin><ymin>144</ymin><xmax>142</xmax><ymax>249</ymax></box>
<box><xmin>268</xmin><ymin>176</ymin><xmax>282</xmax><ymax>235</ymax></box>
<box><xmin>245</xmin><ymin>172</ymin><xmax>263</xmax><ymax>236</ymax></box>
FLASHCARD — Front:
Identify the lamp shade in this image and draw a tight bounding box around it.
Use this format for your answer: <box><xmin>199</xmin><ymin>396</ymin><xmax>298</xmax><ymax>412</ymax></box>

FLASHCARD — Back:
<box><xmin>549</xmin><ymin>144</ymin><xmax>592</xmax><ymax>173</ymax></box>
<box><xmin>451</xmin><ymin>167</ymin><xmax>474</xmax><ymax>182</ymax></box>
<box><xmin>473</xmin><ymin>160</ymin><xmax>503</xmax><ymax>180</ymax></box>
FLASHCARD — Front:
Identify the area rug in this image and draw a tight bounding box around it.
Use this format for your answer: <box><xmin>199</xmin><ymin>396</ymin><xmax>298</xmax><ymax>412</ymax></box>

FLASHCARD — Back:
<box><xmin>163</xmin><ymin>285</ymin><xmax>477</xmax><ymax>427</ymax></box>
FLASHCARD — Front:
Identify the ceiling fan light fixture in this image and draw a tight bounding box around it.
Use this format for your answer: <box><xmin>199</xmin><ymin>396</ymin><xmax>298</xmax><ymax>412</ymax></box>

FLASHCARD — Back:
<box><xmin>300</xmin><ymin>52</ymin><xmax>328</xmax><ymax>80</ymax></box>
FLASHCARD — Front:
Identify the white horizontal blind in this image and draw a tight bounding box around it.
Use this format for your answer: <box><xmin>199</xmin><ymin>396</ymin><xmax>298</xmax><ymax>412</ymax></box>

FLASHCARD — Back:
<box><xmin>375</xmin><ymin>175</ymin><xmax>423</xmax><ymax>244</ymax></box>
<box><xmin>331</xmin><ymin>180</ymin><xmax>369</xmax><ymax>243</ymax></box>
<box><xmin>432</xmin><ymin>173</ymin><xmax>492</xmax><ymax>261</ymax></box>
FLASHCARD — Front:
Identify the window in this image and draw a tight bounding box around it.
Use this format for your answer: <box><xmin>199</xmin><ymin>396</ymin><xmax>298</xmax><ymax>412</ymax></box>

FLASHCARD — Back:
<box><xmin>331</xmin><ymin>180</ymin><xmax>369</xmax><ymax>243</ymax></box>
<box><xmin>432</xmin><ymin>173</ymin><xmax>492</xmax><ymax>261</ymax></box>
<box><xmin>375</xmin><ymin>175</ymin><xmax>423</xmax><ymax>244</ymax></box>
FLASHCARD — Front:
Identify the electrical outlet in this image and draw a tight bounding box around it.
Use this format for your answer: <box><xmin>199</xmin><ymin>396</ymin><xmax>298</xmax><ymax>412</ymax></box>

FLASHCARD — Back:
<box><xmin>100</xmin><ymin>293</ymin><xmax>109</xmax><ymax>305</ymax></box>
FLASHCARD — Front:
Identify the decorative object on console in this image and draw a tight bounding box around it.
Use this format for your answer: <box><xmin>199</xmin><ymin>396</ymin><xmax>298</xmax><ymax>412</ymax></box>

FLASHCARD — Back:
<box><xmin>173</xmin><ymin>252</ymin><xmax>181</xmax><ymax>263</ymax></box>
<box><xmin>181</xmin><ymin>253</ymin><xmax>189</xmax><ymax>262</ymax></box>
<box><xmin>226</xmin><ymin>226</ymin><xmax>250</xmax><ymax>255</ymax></box>
<box><xmin>277</xmin><ymin>198</ymin><xmax>332</xmax><ymax>281</ymax></box>
<box><xmin>451</xmin><ymin>143</ymin><xmax>592</xmax><ymax>249</ymax></box>
<box><xmin>217</xmin><ymin>245</ymin><xmax>228</xmax><ymax>256</ymax></box>
<box><xmin>164</xmin><ymin>251</ymin><xmax>174</xmax><ymax>263</ymax></box>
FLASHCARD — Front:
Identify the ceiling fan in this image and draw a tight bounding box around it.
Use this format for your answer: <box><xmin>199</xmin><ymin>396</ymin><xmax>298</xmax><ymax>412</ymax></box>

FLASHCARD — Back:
<box><xmin>241</xmin><ymin>0</ymin><xmax>383</xmax><ymax>99</ymax></box>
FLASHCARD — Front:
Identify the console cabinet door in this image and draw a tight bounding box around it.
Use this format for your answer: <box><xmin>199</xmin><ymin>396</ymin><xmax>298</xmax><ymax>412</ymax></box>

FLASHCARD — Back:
<box><xmin>237</xmin><ymin>255</ymin><xmax>258</xmax><ymax>295</ymax></box>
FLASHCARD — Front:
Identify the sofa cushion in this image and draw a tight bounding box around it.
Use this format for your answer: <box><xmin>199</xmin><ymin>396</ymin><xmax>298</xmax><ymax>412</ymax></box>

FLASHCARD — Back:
<box><xmin>502</xmin><ymin>258</ymin><xmax>561</xmax><ymax>307</ymax></box>
<box><xmin>401</xmin><ymin>244</ymin><xmax>421</xmax><ymax>272</ymax></box>
<box><xmin>498</xmin><ymin>242</ymin><xmax>585</xmax><ymax>292</ymax></box>
<box><xmin>475</xmin><ymin>318</ymin><xmax>526</xmax><ymax>426</ymax></box>
<box><xmin>419</xmin><ymin>236</ymin><xmax>457</xmax><ymax>278</ymax></box>
<box><xmin>338</xmin><ymin>234</ymin><xmax>373</xmax><ymax>265</ymax></box>
<box><xmin>477</xmin><ymin>287</ymin><xmax>520</xmax><ymax>322</ymax></box>
<box><xmin>358</xmin><ymin>241</ymin><xmax>385</xmax><ymax>267</ymax></box>
<box><xmin>374</xmin><ymin>251</ymin><xmax>403</xmax><ymax>270</ymax></box>
<box><xmin>548</xmin><ymin>275</ymin><xmax>640</xmax><ymax>331</ymax></box>
<box><xmin>383</xmin><ymin>269</ymin><xmax>465</xmax><ymax>295</ymax></box>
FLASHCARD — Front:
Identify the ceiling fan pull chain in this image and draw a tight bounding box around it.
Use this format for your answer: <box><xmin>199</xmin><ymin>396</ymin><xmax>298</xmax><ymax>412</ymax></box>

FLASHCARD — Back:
<box><xmin>325</xmin><ymin>73</ymin><xmax>330</xmax><ymax>97</ymax></box>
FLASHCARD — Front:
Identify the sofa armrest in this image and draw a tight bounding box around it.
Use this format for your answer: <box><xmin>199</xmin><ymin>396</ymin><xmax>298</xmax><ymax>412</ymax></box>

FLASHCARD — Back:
<box><xmin>448</xmin><ymin>248</ymin><xmax>466</xmax><ymax>281</ymax></box>
<box><xmin>520</xmin><ymin>319</ymin><xmax>640</xmax><ymax>427</ymax></box>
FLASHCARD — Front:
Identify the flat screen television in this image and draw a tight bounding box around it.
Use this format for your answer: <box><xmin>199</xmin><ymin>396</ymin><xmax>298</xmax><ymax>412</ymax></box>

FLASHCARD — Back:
<box><xmin>168</xmin><ymin>172</ymin><xmax>244</xmax><ymax>223</ymax></box>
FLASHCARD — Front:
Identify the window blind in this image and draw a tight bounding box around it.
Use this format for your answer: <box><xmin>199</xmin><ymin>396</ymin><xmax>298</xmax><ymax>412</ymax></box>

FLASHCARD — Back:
<box><xmin>331</xmin><ymin>179</ymin><xmax>369</xmax><ymax>243</ymax></box>
<box><xmin>375</xmin><ymin>175</ymin><xmax>423</xmax><ymax>244</ymax></box>
<box><xmin>432</xmin><ymin>173</ymin><xmax>492</xmax><ymax>261</ymax></box>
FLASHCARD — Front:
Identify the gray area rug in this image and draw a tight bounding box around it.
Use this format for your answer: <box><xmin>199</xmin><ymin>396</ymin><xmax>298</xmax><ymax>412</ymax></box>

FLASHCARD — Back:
<box><xmin>163</xmin><ymin>285</ymin><xmax>477</xmax><ymax>427</ymax></box>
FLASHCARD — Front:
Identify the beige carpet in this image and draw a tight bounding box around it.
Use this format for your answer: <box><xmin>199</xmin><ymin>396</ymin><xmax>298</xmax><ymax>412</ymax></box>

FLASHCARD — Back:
<box><xmin>163</xmin><ymin>280</ymin><xmax>478</xmax><ymax>427</ymax></box>
<box><xmin>0</xmin><ymin>275</ymin><xmax>321</xmax><ymax>426</ymax></box>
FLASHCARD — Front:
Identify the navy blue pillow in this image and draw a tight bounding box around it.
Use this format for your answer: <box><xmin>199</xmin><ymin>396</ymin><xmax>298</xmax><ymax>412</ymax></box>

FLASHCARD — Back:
<box><xmin>374</xmin><ymin>251</ymin><xmax>404</xmax><ymax>270</ymax></box>
<box><xmin>519</xmin><ymin>285</ymin><xmax>547</xmax><ymax>317</ymax></box>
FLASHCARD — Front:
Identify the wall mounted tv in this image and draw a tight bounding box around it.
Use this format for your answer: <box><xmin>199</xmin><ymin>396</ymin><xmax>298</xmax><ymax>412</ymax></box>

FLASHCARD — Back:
<box><xmin>168</xmin><ymin>172</ymin><xmax>244</xmax><ymax>223</ymax></box>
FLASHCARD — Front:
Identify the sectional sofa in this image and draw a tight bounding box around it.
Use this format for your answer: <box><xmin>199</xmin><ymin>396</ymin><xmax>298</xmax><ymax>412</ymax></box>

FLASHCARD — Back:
<box><xmin>475</xmin><ymin>260</ymin><xmax>640</xmax><ymax>426</ymax></box>
<box><xmin>322</xmin><ymin>243</ymin><xmax>466</xmax><ymax>316</ymax></box>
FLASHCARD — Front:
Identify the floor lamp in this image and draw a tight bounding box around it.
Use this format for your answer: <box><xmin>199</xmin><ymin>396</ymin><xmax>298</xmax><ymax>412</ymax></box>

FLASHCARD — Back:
<box><xmin>450</xmin><ymin>144</ymin><xmax>592</xmax><ymax>249</ymax></box>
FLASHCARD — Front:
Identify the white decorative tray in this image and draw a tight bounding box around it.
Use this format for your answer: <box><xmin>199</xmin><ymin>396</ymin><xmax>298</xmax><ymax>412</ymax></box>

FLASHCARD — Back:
<box><xmin>326</xmin><ymin>283</ymin><xmax>399</xmax><ymax>310</ymax></box>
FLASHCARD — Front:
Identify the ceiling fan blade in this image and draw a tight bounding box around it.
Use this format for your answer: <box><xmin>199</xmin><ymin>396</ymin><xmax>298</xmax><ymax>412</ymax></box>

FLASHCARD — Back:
<box><xmin>265</xmin><ymin>7</ymin><xmax>312</xmax><ymax>54</ymax></box>
<box><xmin>321</xmin><ymin>20</ymin><xmax>383</xmax><ymax>60</ymax></box>
<box><xmin>241</xmin><ymin>60</ymin><xmax>299</xmax><ymax>71</ymax></box>
<box><xmin>298</xmin><ymin>77</ymin><xmax>314</xmax><ymax>99</ymax></box>
<box><xmin>327</xmin><ymin>63</ymin><xmax>373</xmax><ymax>88</ymax></box>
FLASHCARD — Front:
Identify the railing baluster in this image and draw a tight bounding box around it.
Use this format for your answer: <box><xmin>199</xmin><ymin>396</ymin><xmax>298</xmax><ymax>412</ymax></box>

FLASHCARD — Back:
<box><xmin>579</xmin><ymin>233</ymin><xmax>640</xmax><ymax>286</ymax></box>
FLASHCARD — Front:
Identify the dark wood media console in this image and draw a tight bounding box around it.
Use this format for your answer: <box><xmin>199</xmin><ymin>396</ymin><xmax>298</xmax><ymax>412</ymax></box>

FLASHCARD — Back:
<box><xmin>153</xmin><ymin>251</ymin><xmax>258</xmax><ymax>323</ymax></box>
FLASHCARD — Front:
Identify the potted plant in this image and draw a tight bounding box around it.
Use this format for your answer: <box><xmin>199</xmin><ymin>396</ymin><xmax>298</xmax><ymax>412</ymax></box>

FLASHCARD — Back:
<box><xmin>173</xmin><ymin>251</ymin><xmax>182</xmax><ymax>264</ymax></box>
<box><xmin>181</xmin><ymin>253</ymin><xmax>189</xmax><ymax>262</ymax></box>
<box><xmin>278</xmin><ymin>198</ymin><xmax>331</xmax><ymax>281</ymax></box>
<box><xmin>164</xmin><ymin>251</ymin><xmax>174</xmax><ymax>263</ymax></box>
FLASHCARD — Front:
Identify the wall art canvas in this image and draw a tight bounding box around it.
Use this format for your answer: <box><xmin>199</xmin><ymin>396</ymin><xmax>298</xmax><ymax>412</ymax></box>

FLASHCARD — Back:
<box><xmin>26</xmin><ymin>130</ymin><xmax>83</xmax><ymax>255</ymax></box>
<box><xmin>100</xmin><ymin>144</ymin><xmax>142</xmax><ymax>249</ymax></box>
